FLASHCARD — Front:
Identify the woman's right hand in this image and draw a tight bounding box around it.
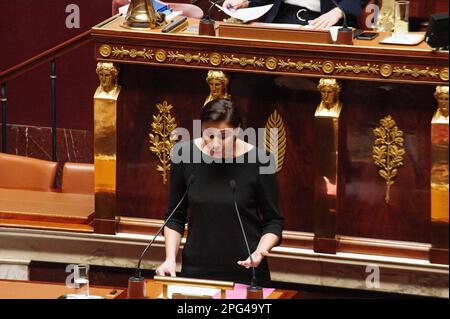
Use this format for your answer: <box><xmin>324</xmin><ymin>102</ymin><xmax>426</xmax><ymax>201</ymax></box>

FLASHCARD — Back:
<box><xmin>222</xmin><ymin>0</ymin><xmax>249</xmax><ymax>12</ymax></box>
<box><xmin>155</xmin><ymin>259</ymin><xmax>176</xmax><ymax>277</ymax></box>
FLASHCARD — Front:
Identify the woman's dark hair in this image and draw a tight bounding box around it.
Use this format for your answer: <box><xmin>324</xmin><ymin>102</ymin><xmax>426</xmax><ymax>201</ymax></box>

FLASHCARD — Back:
<box><xmin>199</xmin><ymin>99</ymin><xmax>242</xmax><ymax>128</ymax></box>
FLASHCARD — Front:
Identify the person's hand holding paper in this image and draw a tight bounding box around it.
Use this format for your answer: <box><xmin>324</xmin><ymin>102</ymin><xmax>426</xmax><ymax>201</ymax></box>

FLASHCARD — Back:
<box><xmin>218</xmin><ymin>1</ymin><xmax>273</xmax><ymax>22</ymax></box>
<box><xmin>222</xmin><ymin>0</ymin><xmax>250</xmax><ymax>12</ymax></box>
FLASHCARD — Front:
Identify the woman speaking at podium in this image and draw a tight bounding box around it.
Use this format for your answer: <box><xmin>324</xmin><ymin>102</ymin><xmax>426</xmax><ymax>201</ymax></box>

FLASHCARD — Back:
<box><xmin>222</xmin><ymin>0</ymin><xmax>368</xmax><ymax>28</ymax></box>
<box><xmin>155</xmin><ymin>99</ymin><xmax>284</xmax><ymax>287</ymax></box>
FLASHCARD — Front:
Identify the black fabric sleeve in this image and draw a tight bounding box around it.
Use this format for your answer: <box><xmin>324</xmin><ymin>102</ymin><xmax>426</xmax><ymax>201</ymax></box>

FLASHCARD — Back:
<box><xmin>249</xmin><ymin>0</ymin><xmax>271</xmax><ymax>7</ymax></box>
<box><xmin>339</xmin><ymin>0</ymin><xmax>368</xmax><ymax>18</ymax></box>
<box><xmin>164</xmin><ymin>158</ymin><xmax>188</xmax><ymax>236</ymax></box>
<box><xmin>257</xmin><ymin>158</ymin><xmax>285</xmax><ymax>246</ymax></box>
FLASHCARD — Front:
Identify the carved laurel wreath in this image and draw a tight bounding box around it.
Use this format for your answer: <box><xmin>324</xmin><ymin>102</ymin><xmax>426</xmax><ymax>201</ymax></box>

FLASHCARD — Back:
<box><xmin>149</xmin><ymin>101</ymin><xmax>178</xmax><ymax>184</ymax></box>
<box><xmin>372</xmin><ymin>115</ymin><xmax>405</xmax><ymax>204</ymax></box>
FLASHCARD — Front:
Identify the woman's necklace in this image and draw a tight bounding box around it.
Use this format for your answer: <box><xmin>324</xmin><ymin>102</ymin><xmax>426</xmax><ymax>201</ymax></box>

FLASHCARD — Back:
<box><xmin>200</xmin><ymin>139</ymin><xmax>237</xmax><ymax>158</ymax></box>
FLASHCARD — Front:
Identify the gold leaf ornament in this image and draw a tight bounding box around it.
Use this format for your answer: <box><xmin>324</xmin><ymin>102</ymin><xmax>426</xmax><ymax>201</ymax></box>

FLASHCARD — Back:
<box><xmin>372</xmin><ymin>115</ymin><xmax>405</xmax><ymax>204</ymax></box>
<box><xmin>264</xmin><ymin>110</ymin><xmax>287</xmax><ymax>173</ymax></box>
<box><xmin>149</xmin><ymin>101</ymin><xmax>178</xmax><ymax>184</ymax></box>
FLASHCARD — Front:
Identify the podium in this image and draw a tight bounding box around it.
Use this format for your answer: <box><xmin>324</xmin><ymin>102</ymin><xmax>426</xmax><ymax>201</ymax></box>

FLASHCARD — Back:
<box><xmin>153</xmin><ymin>276</ymin><xmax>234</xmax><ymax>299</ymax></box>
<box><xmin>141</xmin><ymin>277</ymin><xmax>296</xmax><ymax>299</ymax></box>
<box><xmin>90</xmin><ymin>15</ymin><xmax>449</xmax><ymax>266</ymax></box>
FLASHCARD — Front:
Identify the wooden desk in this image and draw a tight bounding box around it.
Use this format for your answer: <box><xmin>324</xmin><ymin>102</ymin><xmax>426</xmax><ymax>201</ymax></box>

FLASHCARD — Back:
<box><xmin>0</xmin><ymin>279</ymin><xmax>296</xmax><ymax>299</ymax></box>
<box><xmin>144</xmin><ymin>280</ymin><xmax>297</xmax><ymax>299</ymax></box>
<box><xmin>0</xmin><ymin>188</ymin><xmax>94</xmax><ymax>232</ymax></box>
<box><xmin>0</xmin><ymin>280</ymin><xmax>123</xmax><ymax>299</ymax></box>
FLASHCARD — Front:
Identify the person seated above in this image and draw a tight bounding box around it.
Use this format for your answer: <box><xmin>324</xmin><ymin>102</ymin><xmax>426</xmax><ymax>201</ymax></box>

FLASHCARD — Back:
<box><xmin>222</xmin><ymin>0</ymin><xmax>369</xmax><ymax>28</ymax></box>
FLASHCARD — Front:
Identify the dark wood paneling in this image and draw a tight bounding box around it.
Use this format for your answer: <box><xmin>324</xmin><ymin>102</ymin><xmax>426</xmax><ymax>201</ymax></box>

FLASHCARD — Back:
<box><xmin>338</xmin><ymin>81</ymin><xmax>435</xmax><ymax>243</ymax></box>
<box><xmin>116</xmin><ymin>64</ymin><xmax>438</xmax><ymax>243</ymax></box>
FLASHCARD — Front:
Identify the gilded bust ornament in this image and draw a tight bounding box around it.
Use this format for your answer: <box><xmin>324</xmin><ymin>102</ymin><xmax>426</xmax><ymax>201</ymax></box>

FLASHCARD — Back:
<box><xmin>204</xmin><ymin>70</ymin><xmax>232</xmax><ymax>106</ymax></box>
<box><xmin>95</xmin><ymin>62</ymin><xmax>120</xmax><ymax>97</ymax></box>
<box><xmin>432</xmin><ymin>86</ymin><xmax>449</xmax><ymax>123</ymax></box>
<box><xmin>430</xmin><ymin>86</ymin><xmax>449</xmax><ymax>223</ymax></box>
<box><xmin>316</xmin><ymin>78</ymin><xmax>342</xmax><ymax>117</ymax></box>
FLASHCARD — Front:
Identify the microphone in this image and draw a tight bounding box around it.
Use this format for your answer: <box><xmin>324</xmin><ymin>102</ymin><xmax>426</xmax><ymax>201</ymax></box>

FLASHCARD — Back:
<box><xmin>229</xmin><ymin>179</ymin><xmax>263</xmax><ymax>298</ymax></box>
<box><xmin>199</xmin><ymin>0</ymin><xmax>223</xmax><ymax>35</ymax></box>
<box><xmin>329</xmin><ymin>0</ymin><xmax>350</xmax><ymax>30</ymax></box>
<box><xmin>127</xmin><ymin>174</ymin><xmax>196</xmax><ymax>298</ymax></box>
<box><xmin>206</xmin><ymin>0</ymin><xmax>225</xmax><ymax>21</ymax></box>
<box><xmin>329</xmin><ymin>0</ymin><xmax>353</xmax><ymax>45</ymax></box>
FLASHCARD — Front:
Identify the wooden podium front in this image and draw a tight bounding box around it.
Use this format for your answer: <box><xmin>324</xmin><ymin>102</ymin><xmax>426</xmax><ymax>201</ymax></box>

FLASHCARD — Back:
<box><xmin>0</xmin><ymin>279</ymin><xmax>296</xmax><ymax>299</ymax></box>
<box><xmin>0</xmin><ymin>279</ymin><xmax>124</xmax><ymax>299</ymax></box>
<box><xmin>90</xmin><ymin>15</ymin><xmax>449</xmax><ymax>266</ymax></box>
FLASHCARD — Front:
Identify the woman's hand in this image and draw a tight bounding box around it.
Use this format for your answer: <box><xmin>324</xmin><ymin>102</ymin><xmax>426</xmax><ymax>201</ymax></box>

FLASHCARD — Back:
<box><xmin>237</xmin><ymin>249</ymin><xmax>269</xmax><ymax>268</ymax></box>
<box><xmin>308</xmin><ymin>7</ymin><xmax>343</xmax><ymax>29</ymax></box>
<box><xmin>155</xmin><ymin>258</ymin><xmax>177</xmax><ymax>277</ymax></box>
<box><xmin>222</xmin><ymin>0</ymin><xmax>249</xmax><ymax>12</ymax></box>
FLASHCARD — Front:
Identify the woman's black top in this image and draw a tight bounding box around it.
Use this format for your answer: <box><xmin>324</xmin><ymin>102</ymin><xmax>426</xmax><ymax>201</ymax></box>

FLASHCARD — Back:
<box><xmin>165</xmin><ymin>140</ymin><xmax>284</xmax><ymax>287</ymax></box>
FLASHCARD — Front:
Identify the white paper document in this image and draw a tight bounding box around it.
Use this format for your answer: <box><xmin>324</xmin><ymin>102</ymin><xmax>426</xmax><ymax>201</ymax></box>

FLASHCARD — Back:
<box><xmin>157</xmin><ymin>285</ymin><xmax>220</xmax><ymax>299</ymax></box>
<box><xmin>380</xmin><ymin>33</ymin><xmax>425</xmax><ymax>46</ymax></box>
<box><xmin>216</xmin><ymin>4</ymin><xmax>273</xmax><ymax>22</ymax></box>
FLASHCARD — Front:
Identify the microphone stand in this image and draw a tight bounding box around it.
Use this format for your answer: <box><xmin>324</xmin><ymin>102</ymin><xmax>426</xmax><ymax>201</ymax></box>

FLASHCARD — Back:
<box><xmin>329</xmin><ymin>0</ymin><xmax>353</xmax><ymax>45</ymax></box>
<box><xmin>230</xmin><ymin>180</ymin><xmax>263</xmax><ymax>299</ymax></box>
<box><xmin>127</xmin><ymin>175</ymin><xmax>195</xmax><ymax>299</ymax></box>
<box><xmin>199</xmin><ymin>0</ymin><xmax>224</xmax><ymax>36</ymax></box>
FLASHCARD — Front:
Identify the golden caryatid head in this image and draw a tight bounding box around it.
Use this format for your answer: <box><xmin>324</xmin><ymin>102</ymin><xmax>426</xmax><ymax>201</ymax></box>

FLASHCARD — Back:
<box><xmin>204</xmin><ymin>70</ymin><xmax>231</xmax><ymax>106</ymax></box>
<box><xmin>434</xmin><ymin>86</ymin><xmax>449</xmax><ymax>118</ymax></box>
<box><xmin>96</xmin><ymin>62</ymin><xmax>119</xmax><ymax>94</ymax></box>
<box><xmin>318</xmin><ymin>78</ymin><xmax>342</xmax><ymax>110</ymax></box>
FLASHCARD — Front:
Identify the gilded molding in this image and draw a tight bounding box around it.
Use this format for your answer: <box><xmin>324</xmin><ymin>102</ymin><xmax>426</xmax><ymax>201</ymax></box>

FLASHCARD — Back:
<box><xmin>97</xmin><ymin>44</ymin><xmax>448</xmax><ymax>83</ymax></box>
<box><xmin>209</xmin><ymin>53</ymin><xmax>222</xmax><ymax>66</ymax></box>
<box><xmin>380</xmin><ymin>64</ymin><xmax>394</xmax><ymax>78</ymax></box>
<box><xmin>112</xmin><ymin>46</ymin><xmax>154</xmax><ymax>60</ymax></box>
<box><xmin>393</xmin><ymin>66</ymin><xmax>440</xmax><ymax>78</ymax></box>
<box><xmin>335</xmin><ymin>63</ymin><xmax>379</xmax><ymax>75</ymax></box>
<box><xmin>278</xmin><ymin>59</ymin><xmax>322</xmax><ymax>71</ymax></box>
<box><xmin>439</xmin><ymin>68</ymin><xmax>449</xmax><ymax>82</ymax></box>
<box><xmin>322</xmin><ymin>61</ymin><xmax>335</xmax><ymax>74</ymax></box>
<box><xmin>222</xmin><ymin>55</ymin><xmax>265</xmax><ymax>67</ymax></box>
<box><xmin>99</xmin><ymin>44</ymin><xmax>112</xmax><ymax>58</ymax></box>
<box><xmin>155</xmin><ymin>49</ymin><xmax>167</xmax><ymax>62</ymax></box>
<box><xmin>168</xmin><ymin>51</ymin><xmax>209</xmax><ymax>63</ymax></box>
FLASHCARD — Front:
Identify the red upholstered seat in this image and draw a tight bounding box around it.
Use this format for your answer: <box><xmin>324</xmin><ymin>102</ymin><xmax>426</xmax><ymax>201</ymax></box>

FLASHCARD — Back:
<box><xmin>0</xmin><ymin>153</ymin><xmax>58</xmax><ymax>191</ymax></box>
<box><xmin>61</xmin><ymin>162</ymin><xmax>94</xmax><ymax>195</ymax></box>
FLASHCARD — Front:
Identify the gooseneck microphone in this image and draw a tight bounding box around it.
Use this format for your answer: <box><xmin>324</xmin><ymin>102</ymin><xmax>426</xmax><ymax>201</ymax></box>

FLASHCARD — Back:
<box><xmin>229</xmin><ymin>180</ymin><xmax>263</xmax><ymax>298</ymax></box>
<box><xmin>127</xmin><ymin>174</ymin><xmax>196</xmax><ymax>298</ymax></box>
<box><xmin>329</xmin><ymin>0</ymin><xmax>351</xmax><ymax>30</ymax></box>
<box><xmin>206</xmin><ymin>0</ymin><xmax>225</xmax><ymax>20</ymax></box>
<box><xmin>329</xmin><ymin>0</ymin><xmax>353</xmax><ymax>45</ymax></box>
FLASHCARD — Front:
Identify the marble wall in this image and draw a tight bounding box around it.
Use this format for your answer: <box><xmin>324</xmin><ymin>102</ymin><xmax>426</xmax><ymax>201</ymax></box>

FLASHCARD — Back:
<box><xmin>0</xmin><ymin>124</ymin><xmax>93</xmax><ymax>187</ymax></box>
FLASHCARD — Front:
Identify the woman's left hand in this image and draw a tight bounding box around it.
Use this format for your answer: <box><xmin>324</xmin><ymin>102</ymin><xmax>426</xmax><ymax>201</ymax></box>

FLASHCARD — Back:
<box><xmin>237</xmin><ymin>249</ymin><xmax>269</xmax><ymax>268</ymax></box>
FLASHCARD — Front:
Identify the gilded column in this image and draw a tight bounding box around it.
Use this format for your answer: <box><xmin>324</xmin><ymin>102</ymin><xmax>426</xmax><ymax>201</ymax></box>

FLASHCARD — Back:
<box><xmin>93</xmin><ymin>62</ymin><xmax>121</xmax><ymax>234</ymax></box>
<box><xmin>313</xmin><ymin>78</ymin><xmax>342</xmax><ymax>254</ymax></box>
<box><xmin>430</xmin><ymin>85</ymin><xmax>449</xmax><ymax>264</ymax></box>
